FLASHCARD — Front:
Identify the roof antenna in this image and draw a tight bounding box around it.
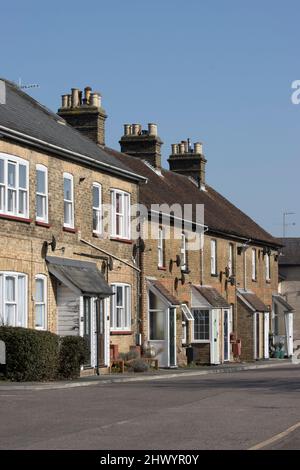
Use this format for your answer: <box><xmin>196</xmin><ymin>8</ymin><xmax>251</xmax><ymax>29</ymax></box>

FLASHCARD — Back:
<box><xmin>17</xmin><ymin>77</ymin><xmax>39</xmax><ymax>90</ymax></box>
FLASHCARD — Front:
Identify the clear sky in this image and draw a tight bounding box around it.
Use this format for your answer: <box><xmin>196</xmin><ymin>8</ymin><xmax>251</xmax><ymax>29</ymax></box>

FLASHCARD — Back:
<box><xmin>1</xmin><ymin>0</ymin><xmax>299</xmax><ymax>237</ymax></box>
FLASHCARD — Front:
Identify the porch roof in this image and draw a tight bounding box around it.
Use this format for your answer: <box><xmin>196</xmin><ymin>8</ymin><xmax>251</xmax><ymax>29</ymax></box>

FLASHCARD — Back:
<box><xmin>46</xmin><ymin>256</ymin><xmax>113</xmax><ymax>297</ymax></box>
<box><xmin>193</xmin><ymin>286</ymin><xmax>230</xmax><ymax>308</ymax></box>
<box><xmin>273</xmin><ymin>294</ymin><xmax>294</xmax><ymax>312</ymax></box>
<box><xmin>148</xmin><ymin>280</ymin><xmax>180</xmax><ymax>306</ymax></box>
<box><xmin>238</xmin><ymin>290</ymin><xmax>268</xmax><ymax>312</ymax></box>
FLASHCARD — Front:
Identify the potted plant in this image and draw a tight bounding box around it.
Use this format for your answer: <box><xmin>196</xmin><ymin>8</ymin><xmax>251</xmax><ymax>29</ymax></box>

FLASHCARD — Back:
<box><xmin>278</xmin><ymin>341</ymin><xmax>285</xmax><ymax>359</ymax></box>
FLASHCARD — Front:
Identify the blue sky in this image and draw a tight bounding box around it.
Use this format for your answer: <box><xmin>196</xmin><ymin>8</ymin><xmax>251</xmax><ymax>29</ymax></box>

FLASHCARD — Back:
<box><xmin>1</xmin><ymin>0</ymin><xmax>299</xmax><ymax>237</ymax></box>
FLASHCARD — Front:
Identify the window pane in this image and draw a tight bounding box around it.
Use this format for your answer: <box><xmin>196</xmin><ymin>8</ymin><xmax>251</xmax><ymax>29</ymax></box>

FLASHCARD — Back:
<box><xmin>19</xmin><ymin>165</ymin><xmax>27</xmax><ymax>189</ymax></box>
<box><xmin>8</xmin><ymin>163</ymin><xmax>16</xmax><ymax>188</ymax></box>
<box><xmin>0</xmin><ymin>185</ymin><xmax>5</xmax><ymax>211</ymax></box>
<box><xmin>37</xmin><ymin>169</ymin><xmax>45</xmax><ymax>194</ymax></box>
<box><xmin>7</xmin><ymin>189</ymin><xmax>16</xmax><ymax>212</ymax></box>
<box><xmin>193</xmin><ymin>310</ymin><xmax>209</xmax><ymax>340</ymax></box>
<box><xmin>64</xmin><ymin>201</ymin><xmax>71</xmax><ymax>224</ymax></box>
<box><xmin>64</xmin><ymin>177</ymin><xmax>72</xmax><ymax>200</ymax></box>
<box><xmin>5</xmin><ymin>304</ymin><xmax>15</xmax><ymax>325</ymax></box>
<box><xmin>93</xmin><ymin>185</ymin><xmax>100</xmax><ymax>208</ymax></box>
<box><xmin>0</xmin><ymin>159</ymin><xmax>4</xmax><ymax>184</ymax></box>
<box><xmin>35</xmin><ymin>278</ymin><xmax>44</xmax><ymax>302</ymax></box>
<box><xmin>5</xmin><ymin>276</ymin><xmax>15</xmax><ymax>301</ymax></box>
<box><xmin>37</xmin><ymin>195</ymin><xmax>44</xmax><ymax>218</ymax></box>
<box><xmin>150</xmin><ymin>311</ymin><xmax>165</xmax><ymax>340</ymax></box>
<box><xmin>116</xmin><ymin>307</ymin><xmax>123</xmax><ymax>328</ymax></box>
<box><xmin>19</xmin><ymin>190</ymin><xmax>27</xmax><ymax>215</ymax></box>
<box><xmin>17</xmin><ymin>276</ymin><xmax>26</xmax><ymax>327</ymax></box>
<box><xmin>116</xmin><ymin>193</ymin><xmax>122</xmax><ymax>213</ymax></box>
<box><xmin>116</xmin><ymin>286</ymin><xmax>123</xmax><ymax>307</ymax></box>
<box><xmin>35</xmin><ymin>305</ymin><xmax>44</xmax><ymax>328</ymax></box>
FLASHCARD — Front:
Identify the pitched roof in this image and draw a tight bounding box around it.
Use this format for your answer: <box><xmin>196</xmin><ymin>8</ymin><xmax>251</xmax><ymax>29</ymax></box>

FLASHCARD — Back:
<box><xmin>106</xmin><ymin>147</ymin><xmax>280</xmax><ymax>247</ymax></box>
<box><xmin>193</xmin><ymin>286</ymin><xmax>230</xmax><ymax>308</ymax></box>
<box><xmin>277</xmin><ymin>238</ymin><xmax>300</xmax><ymax>265</ymax></box>
<box><xmin>0</xmin><ymin>79</ymin><xmax>145</xmax><ymax>182</ymax></box>
<box><xmin>238</xmin><ymin>290</ymin><xmax>269</xmax><ymax>312</ymax></box>
<box><xmin>273</xmin><ymin>294</ymin><xmax>294</xmax><ymax>312</ymax></box>
<box><xmin>149</xmin><ymin>280</ymin><xmax>180</xmax><ymax>305</ymax></box>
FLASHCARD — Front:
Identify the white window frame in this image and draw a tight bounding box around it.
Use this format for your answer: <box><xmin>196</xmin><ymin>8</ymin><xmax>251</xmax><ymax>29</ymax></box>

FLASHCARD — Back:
<box><xmin>228</xmin><ymin>243</ymin><xmax>234</xmax><ymax>276</ymax></box>
<box><xmin>181</xmin><ymin>304</ymin><xmax>193</xmax><ymax>345</ymax></box>
<box><xmin>266</xmin><ymin>253</ymin><xmax>271</xmax><ymax>281</ymax></box>
<box><xmin>34</xmin><ymin>274</ymin><xmax>47</xmax><ymax>330</ymax></box>
<box><xmin>192</xmin><ymin>308</ymin><xmax>210</xmax><ymax>343</ymax></box>
<box><xmin>0</xmin><ymin>271</ymin><xmax>27</xmax><ymax>327</ymax></box>
<box><xmin>0</xmin><ymin>153</ymin><xmax>29</xmax><ymax>219</ymax></box>
<box><xmin>252</xmin><ymin>248</ymin><xmax>257</xmax><ymax>281</ymax></box>
<box><xmin>111</xmin><ymin>189</ymin><xmax>131</xmax><ymax>239</ymax></box>
<box><xmin>92</xmin><ymin>182</ymin><xmax>102</xmax><ymax>235</ymax></box>
<box><xmin>110</xmin><ymin>283</ymin><xmax>131</xmax><ymax>331</ymax></box>
<box><xmin>158</xmin><ymin>226</ymin><xmax>165</xmax><ymax>268</ymax></box>
<box><xmin>181</xmin><ymin>232</ymin><xmax>187</xmax><ymax>271</ymax></box>
<box><xmin>63</xmin><ymin>172</ymin><xmax>74</xmax><ymax>228</ymax></box>
<box><xmin>36</xmin><ymin>164</ymin><xmax>48</xmax><ymax>223</ymax></box>
<box><xmin>210</xmin><ymin>239</ymin><xmax>217</xmax><ymax>275</ymax></box>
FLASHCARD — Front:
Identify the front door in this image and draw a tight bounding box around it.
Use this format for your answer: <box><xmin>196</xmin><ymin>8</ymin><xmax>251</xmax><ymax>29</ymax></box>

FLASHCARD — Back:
<box><xmin>169</xmin><ymin>308</ymin><xmax>176</xmax><ymax>367</ymax></box>
<box><xmin>223</xmin><ymin>309</ymin><xmax>230</xmax><ymax>362</ymax></box>
<box><xmin>83</xmin><ymin>296</ymin><xmax>97</xmax><ymax>368</ymax></box>
<box><xmin>97</xmin><ymin>298</ymin><xmax>105</xmax><ymax>367</ymax></box>
<box><xmin>285</xmin><ymin>312</ymin><xmax>293</xmax><ymax>357</ymax></box>
<box><xmin>256</xmin><ymin>312</ymin><xmax>260</xmax><ymax>359</ymax></box>
<box><xmin>210</xmin><ymin>309</ymin><xmax>220</xmax><ymax>364</ymax></box>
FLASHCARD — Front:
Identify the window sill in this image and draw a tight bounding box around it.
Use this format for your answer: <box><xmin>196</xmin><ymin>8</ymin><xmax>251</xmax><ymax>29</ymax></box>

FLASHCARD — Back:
<box><xmin>210</xmin><ymin>273</ymin><xmax>218</xmax><ymax>278</ymax></box>
<box><xmin>181</xmin><ymin>268</ymin><xmax>190</xmax><ymax>274</ymax></box>
<box><xmin>63</xmin><ymin>226</ymin><xmax>77</xmax><ymax>233</ymax></box>
<box><xmin>93</xmin><ymin>232</ymin><xmax>104</xmax><ymax>239</ymax></box>
<box><xmin>158</xmin><ymin>266</ymin><xmax>167</xmax><ymax>271</ymax></box>
<box><xmin>110</xmin><ymin>330</ymin><xmax>133</xmax><ymax>335</ymax></box>
<box><xmin>35</xmin><ymin>221</ymin><xmax>51</xmax><ymax>228</ymax></box>
<box><xmin>192</xmin><ymin>340</ymin><xmax>210</xmax><ymax>344</ymax></box>
<box><xmin>266</xmin><ymin>279</ymin><xmax>271</xmax><ymax>284</ymax></box>
<box><xmin>252</xmin><ymin>279</ymin><xmax>257</xmax><ymax>283</ymax></box>
<box><xmin>110</xmin><ymin>237</ymin><xmax>133</xmax><ymax>244</ymax></box>
<box><xmin>0</xmin><ymin>213</ymin><xmax>32</xmax><ymax>224</ymax></box>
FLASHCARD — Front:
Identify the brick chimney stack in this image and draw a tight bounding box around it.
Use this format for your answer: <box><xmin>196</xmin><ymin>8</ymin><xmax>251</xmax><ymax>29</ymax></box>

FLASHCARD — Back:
<box><xmin>119</xmin><ymin>123</ymin><xmax>163</xmax><ymax>169</ymax></box>
<box><xmin>57</xmin><ymin>86</ymin><xmax>107</xmax><ymax>146</ymax></box>
<box><xmin>168</xmin><ymin>140</ymin><xmax>207</xmax><ymax>189</ymax></box>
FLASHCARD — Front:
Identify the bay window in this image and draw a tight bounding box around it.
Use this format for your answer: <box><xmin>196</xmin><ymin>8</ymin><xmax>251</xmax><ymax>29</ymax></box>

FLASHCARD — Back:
<box><xmin>35</xmin><ymin>275</ymin><xmax>47</xmax><ymax>330</ymax></box>
<box><xmin>93</xmin><ymin>183</ymin><xmax>102</xmax><ymax>234</ymax></box>
<box><xmin>63</xmin><ymin>173</ymin><xmax>74</xmax><ymax>228</ymax></box>
<box><xmin>36</xmin><ymin>165</ymin><xmax>48</xmax><ymax>223</ymax></box>
<box><xmin>0</xmin><ymin>153</ymin><xmax>29</xmax><ymax>218</ymax></box>
<box><xmin>0</xmin><ymin>272</ymin><xmax>27</xmax><ymax>327</ymax></box>
<box><xmin>111</xmin><ymin>189</ymin><xmax>130</xmax><ymax>239</ymax></box>
<box><xmin>110</xmin><ymin>284</ymin><xmax>131</xmax><ymax>330</ymax></box>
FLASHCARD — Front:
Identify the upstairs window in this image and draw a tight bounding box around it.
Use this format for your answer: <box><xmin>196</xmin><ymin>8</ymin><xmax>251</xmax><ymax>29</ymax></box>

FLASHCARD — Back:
<box><xmin>252</xmin><ymin>248</ymin><xmax>257</xmax><ymax>281</ymax></box>
<box><xmin>265</xmin><ymin>253</ymin><xmax>271</xmax><ymax>281</ymax></box>
<box><xmin>0</xmin><ymin>153</ymin><xmax>29</xmax><ymax>218</ymax></box>
<box><xmin>210</xmin><ymin>239</ymin><xmax>217</xmax><ymax>275</ymax></box>
<box><xmin>111</xmin><ymin>190</ymin><xmax>130</xmax><ymax>239</ymax></box>
<box><xmin>228</xmin><ymin>243</ymin><xmax>234</xmax><ymax>276</ymax></box>
<box><xmin>36</xmin><ymin>165</ymin><xmax>48</xmax><ymax>223</ymax></box>
<box><xmin>93</xmin><ymin>183</ymin><xmax>102</xmax><ymax>234</ymax></box>
<box><xmin>63</xmin><ymin>173</ymin><xmax>74</xmax><ymax>228</ymax></box>
<box><xmin>181</xmin><ymin>232</ymin><xmax>188</xmax><ymax>271</ymax></box>
<box><xmin>0</xmin><ymin>272</ymin><xmax>27</xmax><ymax>327</ymax></box>
<box><xmin>158</xmin><ymin>226</ymin><xmax>165</xmax><ymax>268</ymax></box>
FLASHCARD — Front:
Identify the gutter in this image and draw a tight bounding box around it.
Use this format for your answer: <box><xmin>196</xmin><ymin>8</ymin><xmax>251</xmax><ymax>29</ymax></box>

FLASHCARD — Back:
<box><xmin>205</xmin><ymin>227</ymin><xmax>281</xmax><ymax>249</ymax></box>
<box><xmin>0</xmin><ymin>125</ymin><xmax>147</xmax><ymax>184</ymax></box>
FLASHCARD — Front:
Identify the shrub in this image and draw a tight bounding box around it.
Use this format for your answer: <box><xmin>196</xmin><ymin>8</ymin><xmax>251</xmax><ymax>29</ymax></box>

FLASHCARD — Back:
<box><xmin>58</xmin><ymin>336</ymin><xmax>89</xmax><ymax>379</ymax></box>
<box><xmin>128</xmin><ymin>358</ymin><xmax>149</xmax><ymax>373</ymax></box>
<box><xmin>119</xmin><ymin>350</ymin><xmax>140</xmax><ymax>362</ymax></box>
<box><xmin>0</xmin><ymin>326</ymin><xmax>59</xmax><ymax>382</ymax></box>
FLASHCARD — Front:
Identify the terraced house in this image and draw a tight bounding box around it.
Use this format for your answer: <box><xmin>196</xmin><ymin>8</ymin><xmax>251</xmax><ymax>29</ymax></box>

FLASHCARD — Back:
<box><xmin>0</xmin><ymin>79</ymin><xmax>286</xmax><ymax>373</ymax></box>
<box><xmin>0</xmin><ymin>80</ymin><xmax>146</xmax><ymax>374</ymax></box>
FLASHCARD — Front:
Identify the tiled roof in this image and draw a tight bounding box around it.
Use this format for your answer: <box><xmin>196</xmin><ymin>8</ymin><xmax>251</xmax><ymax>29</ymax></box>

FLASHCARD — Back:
<box><xmin>278</xmin><ymin>238</ymin><xmax>300</xmax><ymax>265</ymax></box>
<box><xmin>106</xmin><ymin>147</ymin><xmax>280</xmax><ymax>246</ymax></box>
<box><xmin>273</xmin><ymin>294</ymin><xmax>294</xmax><ymax>312</ymax></box>
<box><xmin>193</xmin><ymin>286</ymin><xmax>230</xmax><ymax>308</ymax></box>
<box><xmin>238</xmin><ymin>290</ymin><xmax>269</xmax><ymax>312</ymax></box>
<box><xmin>149</xmin><ymin>280</ymin><xmax>180</xmax><ymax>305</ymax></box>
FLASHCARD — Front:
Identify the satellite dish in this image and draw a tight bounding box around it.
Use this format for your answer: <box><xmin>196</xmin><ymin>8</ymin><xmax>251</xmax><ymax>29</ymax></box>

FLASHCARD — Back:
<box><xmin>101</xmin><ymin>261</ymin><xmax>106</xmax><ymax>275</ymax></box>
<box><xmin>139</xmin><ymin>238</ymin><xmax>146</xmax><ymax>253</ymax></box>
<box><xmin>176</xmin><ymin>254</ymin><xmax>181</xmax><ymax>267</ymax></box>
<box><xmin>48</xmin><ymin>235</ymin><xmax>56</xmax><ymax>252</ymax></box>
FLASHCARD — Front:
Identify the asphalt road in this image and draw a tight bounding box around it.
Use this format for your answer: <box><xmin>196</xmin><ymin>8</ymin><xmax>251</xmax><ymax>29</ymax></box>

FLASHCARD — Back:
<box><xmin>0</xmin><ymin>365</ymin><xmax>299</xmax><ymax>450</ymax></box>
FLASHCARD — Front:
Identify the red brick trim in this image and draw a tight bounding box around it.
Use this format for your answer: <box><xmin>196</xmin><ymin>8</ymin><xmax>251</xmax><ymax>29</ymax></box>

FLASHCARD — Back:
<box><xmin>0</xmin><ymin>213</ymin><xmax>32</xmax><ymax>224</ymax></box>
<box><xmin>35</xmin><ymin>221</ymin><xmax>51</xmax><ymax>228</ymax></box>
<box><xmin>63</xmin><ymin>226</ymin><xmax>77</xmax><ymax>233</ymax></box>
<box><xmin>158</xmin><ymin>266</ymin><xmax>167</xmax><ymax>271</ymax></box>
<box><xmin>110</xmin><ymin>331</ymin><xmax>133</xmax><ymax>335</ymax></box>
<box><xmin>110</xmin><ymin>237</ymin><xmax>133</xmax><ymax>244</ymax></box>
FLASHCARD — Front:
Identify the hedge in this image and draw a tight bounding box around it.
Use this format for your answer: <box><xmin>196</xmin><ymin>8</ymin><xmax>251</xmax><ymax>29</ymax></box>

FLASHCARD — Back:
<box><xmin>0</xmin><ymin>326</ymin><xmax>59</xmax><ymax>382</ymax></box>
<box><xmin>0</xmin><ymin>327</ymin><xmax>89</xmax><ymax>382</ymax></box>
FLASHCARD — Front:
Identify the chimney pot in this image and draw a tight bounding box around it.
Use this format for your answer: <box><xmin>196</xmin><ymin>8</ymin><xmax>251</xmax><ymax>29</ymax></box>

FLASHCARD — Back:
<box><xmin>124</xmin><ymin>124</ymin><xmax>131</xmax><ymax>136</ymax></box>
<box><xmin>71</xmin><ymin>88</ymin><xmax>80</xmax><ymax>108</ymax></box>
<box><xmin>84</xmin><ymin>86</ymin><xmax>92</xmax><ymax>104</ymax></box>
<box><xmin>132</xmin><ymin>124</ymin><xmax>141</xmax><ymax>135</ymax></box>
<box><xmin>148</xmin><ymin>123</ymin><xmax>157</xmax><ymax>136</ymax></box>
<box><xmin>179</xmin><ymin>143</ymin><xmax>185</xmax><ymax>153</ymax></box>
<box><xmin>171</xmin><ymin>144</ymin><xmax>178</xmax><ymax>154</ymax></box>
<box><xmin>61</xmin><ymin>94</ymin><xmax>69</xmax><ymax>108</ymax></box>
<box><xmin>184</xmin><ymin>140</ymin><xmax>189</xmax><ymax>153</ymax></box>
<box><xmin>90</xmin><ymin>93</ymin><xmax>101</xmax><ymax>107</ymax></box>
<box><xmin>194</xmin><ymin>142</ymin><xmax>203</xmax><ymax>154</ymax></box>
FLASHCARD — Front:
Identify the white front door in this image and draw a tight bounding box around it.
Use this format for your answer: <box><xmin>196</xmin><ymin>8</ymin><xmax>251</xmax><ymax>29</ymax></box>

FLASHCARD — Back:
<box><xmin>223</xmin><ymin>309</ymin><xmax>230</xmax><ymax>362</ymax></box>
<box><xmin>264</xmin><ymin>312</ymin><xmax>270</xmax><ymax>359</ymax></box>
<box><xmin>210</xmin><ymin>309</ymin><xmax>220</xmax><ymax>364</ymax></box>
<box><xmin>83</xmin><ymin>296</ymin><xmax>97</xmax><ymax>368</ymax></box>
<box><xmin>285</xmin><ymin>312</ymin><xmax>293</xmax><ymax>357</ymax></box>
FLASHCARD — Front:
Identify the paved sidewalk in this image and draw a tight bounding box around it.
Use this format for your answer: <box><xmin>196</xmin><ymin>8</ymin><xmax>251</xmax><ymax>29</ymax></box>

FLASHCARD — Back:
<box><xmin>0</xmin><ymin>359</ymin><xmax>295</xmax><ymax>391</ymax></box>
